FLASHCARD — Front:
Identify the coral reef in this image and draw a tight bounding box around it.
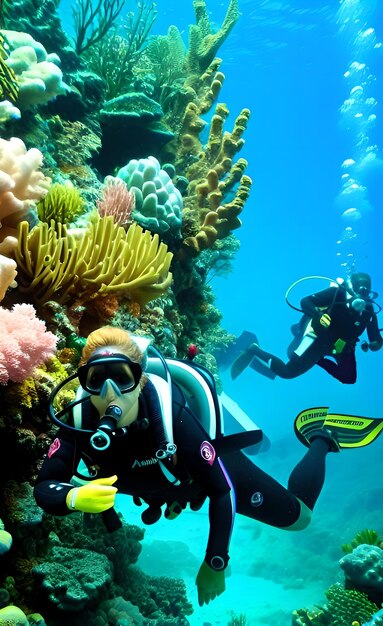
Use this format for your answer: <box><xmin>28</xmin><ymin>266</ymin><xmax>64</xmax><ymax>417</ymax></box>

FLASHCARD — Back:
<box><xmin>293</xmin><ymin>531</ymin><xmax>383</xmax><ymax>625</ymax></box>
<box><xmin>340</xmin><ymin>545</ymin><xmax>383</xmax><ymax>605</ymax></box>
<box><xmin>0</xmin><ymin>1</ymin><xmax>249</xmax><ymax>622</ymax></box>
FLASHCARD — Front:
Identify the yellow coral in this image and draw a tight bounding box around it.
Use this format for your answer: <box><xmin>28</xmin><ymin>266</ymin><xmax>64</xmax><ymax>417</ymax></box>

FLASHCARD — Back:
<box><xmin>37</xmin><ymin>183</ymin><xmax>85</xmax><ymax>224</ymax></box>
<box><xmin>14</xmin><ymin>217</ymin><xmax>173</xmax><ymax>307</ymax></box>
<box><xmin>0</xmin><ymin>605</ymin><xmax>28</xmax><ymax>624</ymax></box>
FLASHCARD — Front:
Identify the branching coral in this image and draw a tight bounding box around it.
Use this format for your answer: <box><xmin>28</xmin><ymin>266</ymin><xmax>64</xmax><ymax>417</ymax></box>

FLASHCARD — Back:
<box><xmin>14</xmin><ymin>217</ymin><xmax>173</xmax><ymax>307</ymax></box>
<box><xmin>84</xmin><ymin>1</ymin><xmax>158</xmax><ymax>100</ymax></box>
<box><xmin>178</xmin><ymin>105</ymin><xmax>252</xmax><ymax>255</ymax></box>
<box><xmin>72</xmin><ymin>0</ymin><xmax>125</xmax><ymax>55</ymax></box>
<box><xmin>186</xmin><ymin>0</ymin><xmax>241</xmax><ymax>74</ymax></box>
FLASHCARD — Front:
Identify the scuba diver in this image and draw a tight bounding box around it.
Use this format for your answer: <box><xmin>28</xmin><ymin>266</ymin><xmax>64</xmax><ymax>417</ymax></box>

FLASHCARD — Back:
<box><xmin>230</xmin><ymin>272</ymin><xmax>383</xmax><ymax>384</ymax></box>
<box><xmin>33</xmin><ymin>327</ymin><xmax>383</xmax><ymax>607</ymax></box>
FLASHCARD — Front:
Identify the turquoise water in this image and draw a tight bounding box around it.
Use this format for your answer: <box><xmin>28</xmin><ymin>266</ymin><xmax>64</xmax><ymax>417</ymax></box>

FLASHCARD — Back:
<box><xmin>17</xmin><ymin>0</ymin><xmax>383</xmax><ymax>623</ymax></box>
<box><xmin>86</xmin><ymin>1</ymin><xmax>383</xmax><ymax>623</ymax></box>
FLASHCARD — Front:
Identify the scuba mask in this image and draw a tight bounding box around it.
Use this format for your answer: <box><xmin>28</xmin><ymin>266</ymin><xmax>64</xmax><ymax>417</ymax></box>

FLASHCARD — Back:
<box><xmin>77</xmin><ymin>354</ymin><xmax>142</xmax><ymax>394</ymax></box>
<box><xmin>350</xmin><ymin>272</ymin><xmax>378</xmax><ymax>301</ymax></box>
<box><xmin>49</xmin><ymin>353</ymin><xmax>143</xmax><ymax>452</ymax></box>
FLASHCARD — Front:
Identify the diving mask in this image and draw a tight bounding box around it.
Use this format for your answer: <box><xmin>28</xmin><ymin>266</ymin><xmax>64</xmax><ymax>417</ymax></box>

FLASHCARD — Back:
<box><xmin>77</xmin><ymin>354</ymin><xmax>142</xmax><ymax>395</ymax></box>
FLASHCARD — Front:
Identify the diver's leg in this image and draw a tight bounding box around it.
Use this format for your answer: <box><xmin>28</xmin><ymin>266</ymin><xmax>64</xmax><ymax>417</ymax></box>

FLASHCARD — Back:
<box><xmin>317</xmin><ymin>351</ymin><xmax>357</xmax><ymax>384</ymax></box>
<box><xmin>225</xmin><ymin>436</ymin><xmax>334</xmax><ymax>530</ymax></box>
<box><xmin>224</xmin><ymin>452</ymin><xmax>302</xmax><ymax>528</ymax></box>
<box><xmin>248</xmin><ymin>344</ymin><xmax>318</xmax><ymax>379</ymax></box>
<box><xmin>287</xmin><ymin>437</ymin><xmax>333</xmax><ymax>510</ymax></box>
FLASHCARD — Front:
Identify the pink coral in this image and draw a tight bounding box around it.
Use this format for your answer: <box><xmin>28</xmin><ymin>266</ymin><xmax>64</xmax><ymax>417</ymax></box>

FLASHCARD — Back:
<box><xmin>97</xmin><ymin>176</ymin><xmax>135</xmax><ymax>226</ymax></box>
<box><xmin>0</xmin><ymin>303</ymin><xmax>57</xmax><ymax>384</ymax></box>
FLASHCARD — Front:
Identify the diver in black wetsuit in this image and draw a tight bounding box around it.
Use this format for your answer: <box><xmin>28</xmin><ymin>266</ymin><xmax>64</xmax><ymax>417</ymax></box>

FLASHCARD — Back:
<box><xmin>231</xmin><ymin>272</ymin><xmax>382</xmax><ymax>384</ymax></box>
<box><xmin>34</xmin><ymin>327</ymin><xmax>364</xmax><ymax>607</ymax></box>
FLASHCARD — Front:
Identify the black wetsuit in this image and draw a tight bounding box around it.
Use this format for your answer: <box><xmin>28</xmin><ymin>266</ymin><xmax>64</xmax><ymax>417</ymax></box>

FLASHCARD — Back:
<box><xmin>34</xmin><ymin>380</ymin><xmax>331</xmax><ymax>571</ymax></box>
<box><xmin>255</xmin><ymin>286</ymin><xmax>382</xmax><ymax>383</ymax></box>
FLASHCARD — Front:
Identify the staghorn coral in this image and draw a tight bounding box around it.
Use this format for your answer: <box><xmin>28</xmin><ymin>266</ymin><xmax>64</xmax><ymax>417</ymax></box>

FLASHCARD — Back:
<box><xmin>14</xmin><ymin>217</ymin><xmax>173</xmax><ymax>307</ymax></box>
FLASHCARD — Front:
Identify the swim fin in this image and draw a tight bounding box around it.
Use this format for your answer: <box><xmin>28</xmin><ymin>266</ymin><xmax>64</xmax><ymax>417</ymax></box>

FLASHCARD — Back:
<box><xmin>231</xmin><ymin>348</ymin><xmax>257</xmax><ymax>380</ymax></box>
<box><xmin>295</xmin><ymin>407</ymin><xmax>383</xmax><ymax>450</ymax></box>
<box><xmin>231</xmin><ymin>337</ymin><xmax>276</xmax><ymax>381</ymax></box>
<box><xmin>294</xmin><ymin>406</ymin><xmax>329</xmax><ymax>447</ymax></box>
<box><xmin>323</xmin><ymin>412</ymin><xmax>383</xmax><ymax>449</ymax></box>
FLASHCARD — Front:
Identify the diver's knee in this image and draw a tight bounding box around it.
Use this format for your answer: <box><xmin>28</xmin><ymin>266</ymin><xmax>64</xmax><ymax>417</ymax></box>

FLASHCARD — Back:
<box><xmin>338</xmin><ymin>373</ymin><xmax>357</xmax><ymax>384</ymax></box>
<box><xmin>282</xmin><ymin>499</ymin><xmax>312</xmax><ymax>531</ymax></box>
<box><xmin>277</xmin><ymin>365</ymin><xmax>301</xmax><ymax>379</ymax></box>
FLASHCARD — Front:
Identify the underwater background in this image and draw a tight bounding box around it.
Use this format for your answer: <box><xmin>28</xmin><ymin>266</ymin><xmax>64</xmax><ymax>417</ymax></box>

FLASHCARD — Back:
<box><xmin>0</xmin><ymin>0</ymin><xmax>382</xmax><ymax>624</ymax></box>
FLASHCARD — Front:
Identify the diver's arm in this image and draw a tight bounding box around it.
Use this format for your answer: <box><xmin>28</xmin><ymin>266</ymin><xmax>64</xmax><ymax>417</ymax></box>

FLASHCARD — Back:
<box><xmin>300</xmin><ymin>287</ymin><xmax>337</xmax><ymax>319</ymax></box>
<box><xmin>34</xmin><ymin>436</ymin><xmax>79</xmax><ymax>516</ymax></box>
<box><xmin>366</xmin><ymin>314</ymin><xmax>383</xmax><ymax>351</ymax></box>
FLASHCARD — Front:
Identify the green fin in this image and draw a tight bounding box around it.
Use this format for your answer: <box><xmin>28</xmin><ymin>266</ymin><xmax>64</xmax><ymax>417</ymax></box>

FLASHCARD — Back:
<box><xmin>230</xmin><ymin>350</ymin><xmax>255</xmax><ymax>380</ymax></box>
<box><xmin>294</xmin><ymin>407</ymin><xmax>329</xmax><ymax>448</ymax></box>
<box><xmin>323</xmin><ymin>413</ymin><xmax>383</xmax><ymax>448</ymax></box>
<box><xmin>294</xmin><ymin>407</ymin><xmax>383</xmax><ymax>449</ymax></box>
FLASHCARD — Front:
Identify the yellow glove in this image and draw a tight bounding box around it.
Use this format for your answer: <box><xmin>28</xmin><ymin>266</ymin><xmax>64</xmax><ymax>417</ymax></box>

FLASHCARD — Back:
<box><xmin>196</xmin><ymin>560</ymin><xmax>225</xmax><ymax>606</ymax></box>
<box><xmin>319</xmin><ymin>313</ymin><xmax>331</xmax><ymax>328</ymax></box>
<box><xmin>66</xmin><ymin>475</ymin><xmax>118</xmax><ymax>513</ymax></box>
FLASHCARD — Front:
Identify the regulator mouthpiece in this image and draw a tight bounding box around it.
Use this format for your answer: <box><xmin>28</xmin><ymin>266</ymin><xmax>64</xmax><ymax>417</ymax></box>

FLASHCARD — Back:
<box><xmin>351</xmin><ymin>298</ymin><xmax>366</xmax><ymax>313</ymax></box>
<box><xmin>89</xmin><ymin>405</ymin><xmax>123</xmax><ymax>451</ymax></box>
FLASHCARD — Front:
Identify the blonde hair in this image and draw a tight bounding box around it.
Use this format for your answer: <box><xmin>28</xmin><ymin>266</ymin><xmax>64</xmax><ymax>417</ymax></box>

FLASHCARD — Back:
<box><xmin>80</xmin><ymin>326</ymin><xmax>147</xmax><ymax>386</ymax></box>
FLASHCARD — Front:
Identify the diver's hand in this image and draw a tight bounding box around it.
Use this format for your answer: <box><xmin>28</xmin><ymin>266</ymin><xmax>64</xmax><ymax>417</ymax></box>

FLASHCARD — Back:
<box><xmin>66</xmin><ymin>475</ymin><xmax>118</xmax><ymax>513</ymax></box>
<box><xmin>319</xmin><ymin>313</ymin><xmax>331</xmax><ymax>328</ymax></box>
<box><xmin>196</xmin><ymin>561</ymin><xmax>225</xmax><ymax>606</ymax></box>
<box><xmin>360</xmin><ymin>341</ymin><xmax>369</xmax><ymax>352</ymax></box>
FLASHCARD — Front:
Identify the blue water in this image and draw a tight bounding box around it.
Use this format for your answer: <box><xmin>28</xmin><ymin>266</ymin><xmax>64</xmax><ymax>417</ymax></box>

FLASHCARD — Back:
<box><xmin>58</xmin><ymin>1</ymin><xmax>383</xmax><ymax>623</ymax></box>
